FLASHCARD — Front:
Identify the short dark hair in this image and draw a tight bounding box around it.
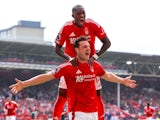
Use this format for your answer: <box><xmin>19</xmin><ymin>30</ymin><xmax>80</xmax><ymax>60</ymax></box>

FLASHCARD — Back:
<box><xmin>72</xmin><ymin>5</ymin><xmax>84</xmax><ymax>13</ymax></box>
<box><xmin>74</xmin><ymin>36</ymin><xmax>87</xmax><ymax>48</ymax></box>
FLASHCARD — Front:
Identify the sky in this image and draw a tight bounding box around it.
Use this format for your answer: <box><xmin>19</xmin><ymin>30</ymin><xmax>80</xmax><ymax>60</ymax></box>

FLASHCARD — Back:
<box><xmin>0</xmin><ymin>0</ymin><xmax>160</xmax><ymax>55</ymax></box>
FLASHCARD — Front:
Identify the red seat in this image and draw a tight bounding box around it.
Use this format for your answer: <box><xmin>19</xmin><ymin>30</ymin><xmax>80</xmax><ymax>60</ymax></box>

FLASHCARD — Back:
<box><xmin>17</xmin><ymin>114</ymin><xmax>25</xmax><ymax>119</ymax></box>
<box><xmin>37</xmin><ymin>114</ymin><xmax>48</xmax><ymax>120</ymax></box>
<box><xmin>24</xmin><ymin>115</ymin><xmax>32</xmax><ymax>120</ymax></box>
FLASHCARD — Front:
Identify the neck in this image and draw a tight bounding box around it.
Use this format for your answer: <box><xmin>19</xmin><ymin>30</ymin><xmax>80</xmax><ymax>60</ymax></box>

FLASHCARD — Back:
<box><xmin>74</xmin><ymin>21</ymin><xmax>83</xmax><ymax>28</ymax></box>
<box><xmin>76</xmin><ymin>57</ymin><xmax>88</xmax><ymax>64</ymax></box>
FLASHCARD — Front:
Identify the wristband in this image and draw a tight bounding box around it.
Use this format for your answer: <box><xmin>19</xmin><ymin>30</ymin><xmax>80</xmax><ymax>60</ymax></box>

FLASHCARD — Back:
<box><xmin>66</xmin><ymin>57</ymin><xmax>72</xmax><ymax>62</ymax></box>
<box><xmin>69</xmin><ymin>57</ymin><xmax>73</xmax><ymax>61</ymax></box>
<box><xmin>93</xmin><ymin>54</ymin><xmax>99</xmax><ymax>60</ymax></box>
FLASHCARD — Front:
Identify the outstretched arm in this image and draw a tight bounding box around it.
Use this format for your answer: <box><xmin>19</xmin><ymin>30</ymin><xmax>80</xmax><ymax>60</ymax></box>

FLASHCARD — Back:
<box><xmin>101</xmin><ymin>71</ymin><xmax>137</xmax><ymax>88</ymax></box>
<box><xmin>9</xmin><ymin>71</ymin><xmax>55</xmax><ymax>94</ymax></box>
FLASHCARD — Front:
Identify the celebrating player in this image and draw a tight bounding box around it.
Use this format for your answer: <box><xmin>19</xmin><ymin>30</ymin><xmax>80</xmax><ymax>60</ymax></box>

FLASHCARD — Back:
<box><xmin>54</xmin><ymin>4</ymin><xmax>111</xmax><ymax>120</ymax></box>
<box><xmin>9</xmin><ymin>37</ymin><xmax>136</xmax><ymax>120</ymax></box>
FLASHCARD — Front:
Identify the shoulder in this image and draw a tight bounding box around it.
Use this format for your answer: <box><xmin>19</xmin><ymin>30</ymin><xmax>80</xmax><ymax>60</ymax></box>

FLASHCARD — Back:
<box><xmin>144</xmin><ymin>106</ymin><xmax>147</xmax><ymax>109</ymax></box>
<box><xmin>55</xmin><ymin>62</ymin><xmax>72</xmax><ymax>71</ymax></box>
<box><xmin>5</xmin><ymin>102</ymin><xmax>9</xmax><ymax>105</ymax></box>
<box><xmin>85</xmin><ymin>18</ymin><xmax>95</xmax><ymax>23</ymax></box>
<box><xmin>58</xmin><ymin>62</ymin><xmax>72</xmax><ymax>68</ymax></box>
<box><xmin>150</xmin><ymin>106</ymin><xmax>155</xmax><ymax>110</ymax></box>
<box><xmin>93</xmin><ymin>61</ymin><xmax>103</xmax><ymax>68</ymax></box>
<box><xmin>12</xmin><ymin>101</ymin><xmax>17</xmax><ymax>104</ymax></box>
<box><xmin>94</xmin><ymin>60</ymin><xmax>101</xmax><ymax>65</ymax></box>
<box><xmin>85</xmin><ymin>18</ymin><xmax>102</xmax><ymax>28</ymax></box>
<box><xmin>11</xmin><ymin>101</ymin><xmax>18</xmax><ymax>106</ymax></box>
<box><xmin>59</xmin><ymin>21</ymin><xmax>74</xmax><ymax>33</ymax></box>
<box><xmin>63</xmin><ymin>21</ymin><xmax>73</xmax><ymax>28</ymax></box>
<box><xmin>85</xmin><ymin>18</ymin><xmax>98</xmax><ymax>25</ymax></box>
<box><xmin>54</xmin><ymin>63</ymin><xmax>73</xmax><ymax>77</ymax></box>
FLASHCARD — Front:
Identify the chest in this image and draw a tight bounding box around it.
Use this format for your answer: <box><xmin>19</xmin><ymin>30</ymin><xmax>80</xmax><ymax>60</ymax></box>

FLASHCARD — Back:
<box><xmin>65</xmin><ymin>65</ymin><xmax>96</xmax><ymax>83</ymax></box>
<box><xmin>66</xmin><ymin>26</ymin><xmax>95</xmax><ymax>44</ymax></box>
<box><xmin>145</xmin><ymin>108</ymin><xmax>153</xmax><ymax>113</ymax></box>
<box><xmin>6</xmin><ymin>103</ymin><xmax>15</xmax><ymax>109</ymax></box>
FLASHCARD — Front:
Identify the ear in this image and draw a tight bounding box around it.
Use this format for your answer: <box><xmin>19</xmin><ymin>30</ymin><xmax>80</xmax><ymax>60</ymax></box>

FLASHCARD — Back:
<box><xmin>75</xmin><ymin>48</ymin><xmax>78</xmax><ymax>54</ymax></box>
<box><xmin>72</xmin><ymin>14</ymin><xmax>74</xmax><ymax>18</ymax></box>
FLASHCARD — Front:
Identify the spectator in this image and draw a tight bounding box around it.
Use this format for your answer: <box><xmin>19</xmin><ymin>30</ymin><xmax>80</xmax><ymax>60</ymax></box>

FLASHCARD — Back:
<box><xmin>4</xmin><ymin>97</ymin><xmax>18</xmax><ymax>120</ymax></box>
<box><xmin>144</xmin><ymin>103</ymin><xmax>155</xmax><ymax>120</ymax></box>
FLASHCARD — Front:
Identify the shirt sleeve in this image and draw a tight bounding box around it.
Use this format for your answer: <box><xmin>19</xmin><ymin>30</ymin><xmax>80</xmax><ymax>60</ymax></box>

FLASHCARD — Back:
<box><xmin>55</xmin><ymin>26</ymin><xmax>67</xmax><ymax>46</ymax></box>
<box><xmin>52</xmin><ymin>66</ymin><xmax>63</xmax><ymax>79</ymax></box>
<box><xmin>52</xmin><ymin>63</ymin><xmax>69</xmax><ymax>79</ymax></box>
<box><xmin>94</xmin><ymin>61</ymin><xmax>106</xmax><ymax>76</ymax></box>
<box><xmin>89</xmin><ymin>19</ymin><xmax>107</xmax><ymax>40</ymax></box>
<box><xmin>55</xmin><ymin>22</ymin><xmax>71</xmax><ymax>46</ymax></box>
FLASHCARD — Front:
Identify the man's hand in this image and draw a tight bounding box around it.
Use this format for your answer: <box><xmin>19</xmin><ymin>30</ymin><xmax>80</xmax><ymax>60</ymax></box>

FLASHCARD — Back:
<box><xmin>88</xmin><ymin>54</ymin><xmax>99</xmax><ymax>65</ymax></box>
<box><xmin>88</xmin><ymin>57</ymin><xmax>95</xmax><ymax>65</ymax></box>
<box><xmin>123</xmin><ymin>76</ymin><xmax>137</xmax><ymax>88</ymax></box>
<box><xmin>9</xmin><ymin>78</ymin><xmax>24</xmax><ymax>94</ymax></box>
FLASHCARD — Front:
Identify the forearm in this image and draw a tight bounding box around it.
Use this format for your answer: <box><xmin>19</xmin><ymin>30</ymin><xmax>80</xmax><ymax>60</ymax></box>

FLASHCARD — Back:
<box><xmin>96</xmin><ymin>37</ymin><xmax>111</xmax><ymax>57</ymax></box>
<box><xmin>23</xmin><ymin>73</ymin><xmax>54</xmax><ymax>88</ymax></box>
<box><xmin>55</xmin><ymin>45</ymin><xmax>70</xmax><ymax>61</ymax></box>
<box><xmin>56</xmin><ymin>50</ymin><xmax>69</xmax><ymax>60</ymax></box>
<box><xmin>101</xmin><ymin>72</ymin><xmax>124</xmax><ymax>84</ymax></box>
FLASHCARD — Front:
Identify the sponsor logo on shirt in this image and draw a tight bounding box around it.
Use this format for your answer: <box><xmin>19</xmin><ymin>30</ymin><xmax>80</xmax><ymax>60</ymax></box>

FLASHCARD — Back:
<box><xmin>76</xmin><ymin>74</ymin><xmax>96</xmax><ymax>82</ymax></box>
<box><xmin>70</xmin><ymin>32</ymin><xmax>76</xmax><ymax>37</ymax></box>
<box><xmin>76</xmin><ymin>69</ymin><xmax>82</xmax><ymax>74</ymax></box>
<box><xmin>84</xmin><ymin>27</ymin><xmax>89</xmax><ymax>35</ymax></box>
<box><xmin>69</xmin><ymin>35</ymin><xmax>91</xmax><ymax>44</ymax></box>
<box><xmin>69</xmin><ymin>32</ymin><xmax>76</xmax><ymax>44</ymax></box>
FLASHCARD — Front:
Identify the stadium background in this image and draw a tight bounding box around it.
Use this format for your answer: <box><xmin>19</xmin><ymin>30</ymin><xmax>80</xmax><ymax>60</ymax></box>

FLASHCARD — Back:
<box><xmin>0</xmin><ymin>20</ymin><xmax>160</xmax><ymax>120</ymax></box>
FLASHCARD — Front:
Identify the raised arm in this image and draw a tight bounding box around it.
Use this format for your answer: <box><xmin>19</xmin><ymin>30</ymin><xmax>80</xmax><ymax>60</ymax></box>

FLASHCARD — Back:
<box><xmin>96</xmin><ymin>36</ymin><xmax>111</xmax><ymax>57</ymax></box>
<box><xmin>100</xmin><ymin>71</ymin><xmax>137</xmax><ymax>88</ymax></box>
<box><xmin>9</xmin><ymin>71</ymin><xmax>55</xmax><ymax>94</ymax></box>
<box><xmin>55</xmin><ymin>44</ymin><xmax>71</xmax><ymax>61</ymax></box>
<box><xmin>89</xmin><ymin>36</ymin><xmax>111</xmax><ymax>64</ymax></box>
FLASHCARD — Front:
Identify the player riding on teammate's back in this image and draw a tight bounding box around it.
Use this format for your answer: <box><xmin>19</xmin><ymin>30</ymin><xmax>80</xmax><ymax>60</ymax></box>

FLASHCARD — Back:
<box><xmin>54</xmin><ymin>4</ymin><xmax>111</xmax><ymax>120</ymax></box>
<box><xmin>9</xmin><ymin>37</ymin><xmax>137</xmax><ymax>120</ymax></box>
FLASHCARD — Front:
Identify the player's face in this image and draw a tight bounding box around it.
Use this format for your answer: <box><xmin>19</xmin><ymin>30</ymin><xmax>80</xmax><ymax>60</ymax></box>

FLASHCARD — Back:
<box><xmin>72</xmin><ymin>7</ymin><xmax>86</xmax><ymax>27</ymax></box>
<box><xmin>6</xmin><ymin>97</ymin><xmax>11</xmax><ymax>102</ymax></box>
<box><xmin>76</xmin><ymin>41</ymin><xmax>90</xmax><ymax>62</ymax></box>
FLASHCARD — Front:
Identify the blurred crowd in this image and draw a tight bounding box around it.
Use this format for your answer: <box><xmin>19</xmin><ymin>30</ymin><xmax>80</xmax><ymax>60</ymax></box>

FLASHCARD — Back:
<box><xmin>101</xmin><ymin>78</ymin><xmax>160</xmax><ymax>119</ymax></box>
<box><xmin>0</xmin><ymin>70</ymin><xmax>160</xmax><ymax>120</ymax></box>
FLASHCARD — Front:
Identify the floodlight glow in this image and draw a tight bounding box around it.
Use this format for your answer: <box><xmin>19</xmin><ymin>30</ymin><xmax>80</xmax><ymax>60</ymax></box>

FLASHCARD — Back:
<box><xmin>126</xmin><ymin>61</ymin><xmax>132</xmax><ymax>65</ymax></box>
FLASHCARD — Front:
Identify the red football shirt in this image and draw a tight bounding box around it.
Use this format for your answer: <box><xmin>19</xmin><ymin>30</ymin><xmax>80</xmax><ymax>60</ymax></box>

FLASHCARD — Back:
<box><xmin>5</xmin><ymin>101</ymin><xmax>18</xmax><ymax>116</ymax></box>
<box><xmin>55</xmin><ymin>18</ymin><xmax>107</xmax><ymax>57</ymax></box>
<box><xmin>53</xmin><ymin>61</ymin><xmax>105</xmax><ymax>112</ymax></box>
<box><xmin>144</xmin><ymin>106</ymin><xmax>155</xmax><ymax>117</ymax></box>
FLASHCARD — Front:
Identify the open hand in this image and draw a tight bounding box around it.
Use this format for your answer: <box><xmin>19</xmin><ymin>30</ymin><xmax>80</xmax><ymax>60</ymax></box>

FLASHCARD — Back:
<box><xmin>9</xmin><ymin>78</ymin><xmax>24</xmax><ymax>94</ymax></box>
<box><xmin>123</xmin><ymin>76</ymin><xmax>137</xmax><ymax>88</ymax></box>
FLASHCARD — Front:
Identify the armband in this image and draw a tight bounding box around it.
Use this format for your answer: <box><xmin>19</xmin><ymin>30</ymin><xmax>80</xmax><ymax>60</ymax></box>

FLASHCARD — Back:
<box><xmin>93</xmin><ymin>54</ymin><xmax>99</xmax><ymax>60</ymax></box>
<box><xmin>69</xmin><ymin>57</ymin><xmax>74</xmax><ymax>61</ymax></box>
